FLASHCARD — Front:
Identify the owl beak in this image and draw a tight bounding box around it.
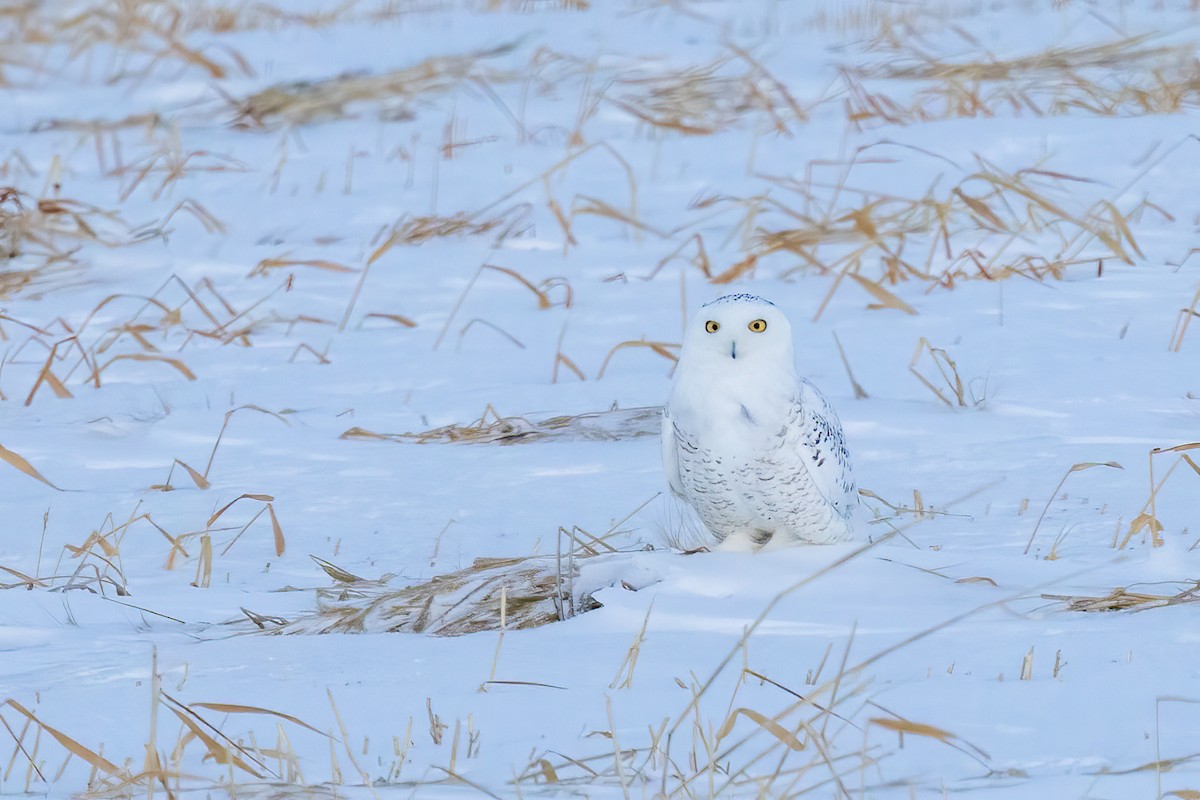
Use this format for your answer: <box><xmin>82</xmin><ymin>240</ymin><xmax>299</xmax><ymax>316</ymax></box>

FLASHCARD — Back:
<box><xmin>730</xmin><ymin>341</ymin><xmax>737</xmax><ymax>359</ymax></box>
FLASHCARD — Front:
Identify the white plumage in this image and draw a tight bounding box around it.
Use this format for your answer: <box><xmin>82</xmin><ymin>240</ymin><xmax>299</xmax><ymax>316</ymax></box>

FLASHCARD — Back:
<box><xmin>662</xmin><ymin>294</ymin><xmax>858</xmax><ymax>549</ymax></box>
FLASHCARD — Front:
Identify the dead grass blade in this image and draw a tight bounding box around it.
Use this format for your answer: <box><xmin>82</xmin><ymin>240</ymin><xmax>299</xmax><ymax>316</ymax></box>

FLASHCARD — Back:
<box><xmin>1024</xmin><ymin>461</ymin><xmax>1123</xmax><ymax>555</ymax></box>
<box><xmin>158</xmin><ymin>198</ymin><xmax>224</xmax><ymax>234</ymax></box>
<box><xmin>0</xmin><ymin>710</ymin><xmax>46</xmax><ymax>783</ymax></box>
<box><xmin>193</xmin><ymin>534</ymin><xmax>213</xmax><ymax>587</ymax></box>
<box><xmin>4</xmin><ymin>699</ymin><xmax>123</xmax><ymax>776</ymax></box>
<box><xmin>716</xmin><ymin>708</ymin><xmax>804</xmax><ymax>752</ymax></box>
<box><xmin>482</xmin><ymin>264</ymin><xmax>572</xmax><ymax>309</ymax></box>
<box><xmin>609</xmin><ymin>602</ymin><xmax>653</xmax><ymax>690</ymax></box>
<box><xmin>646</xmin><ymin>233</ymin><xmax>712</xmax><ymax>280</ymax></box>
<box><xmin>172</xmin><ymin>459</ymin><xmax>210</xmax><ymax>490</ymax></box>
<box><xmin>23</xmin><ymin>340</ymin><xmax>75</xmax><ymax>406</ymax></box>
<box><xmin>359</xmin><ymin>208</ymin><xmax>528</xmax><ymax>335</ymax></box>
<box><xmin>202</xmin><ymin>405</ymin><xmax>290</xmax><ymax>480</ymax></box>
<box><xmin>553</xmin><ymin>350</ymin><xmax>586</xmax><ymax>383</ymax></box>
<box><xmin>1122</xmin><ymin>442</ymin><xmax>1200</xmax><ymax>549</ymax></box>
<box><xmin>606</xmin><ymin>50</ymin><xmax>806</xmax><ymax>137</ymax></box>
<box><xmin>1043</xmin><ymin>582</ymin><xmax>1200</xmax><ymax>612</ymax></box>
<box><xmin>848</xmin><ymin>272</ymin><xmax>916</xmax><ymax>314</ymax></box>
<box><xmin>166</xmin><ymin>706</ymin><xmax>264</xmax><ymax>778</ymax></box>
<box><xmin>93</xmin><ymin>353</ymin><xmax>196</xmax><ymax>385</ymax></box>
<box><xmin>831</xmin><ymin>331</ymin><xmax>867</xmax><ymax>399</ymax></box>
<box><xmin>952</xmin><ymin>188</ymin><xmax>1006</xmax><ymax>230</ymax></box>
<box><xmin>0</xmin><ymin>444</ymin><xmax>61</xmax><ymax>490</ymax></box>
<box><xmin>249</xmin><ymin>258</ymin><xmax>357</xmax><ymax>278</ymax></box>
<box><xmin>571</xmin><ymin>195</ymin><xmax>666</xmax><ymax>239</ymax></box>
<box><xmin>311</xmin><ymin>555</ymin><xmax>365</xmax><ymax>584</ymax></box>
<box><xmin>207</xmin><ymin>494</ymin><xmax>274</xmax><ymax>527</ymax></box>
<box><xmin>267</xmin><ymin>503</ymin><xmax>285</xmax><ymax>556</ymax></box>
<box><xmin>709</xmin><ymin>253</ymin><xmax>758</xmax><ymax>284</ymax></box>
<box><xmin>868</xmin><ymin>716</ymin><xmax>952</xmax><ymax>742</ymax></box>
<box><xmin>230</xmin><ymin>42</ymin><xmax>520</xmax><ymax>128</ymax></box>
<box><xmin>667</xmin><ymin>478</ymin><xmax>1006</xmax><ymax>776</ymax></box>
<box><xmin>1169</xmin><ymin>282</ymin><xmax>1200</xmax><ymax>352</ymax></box>
<box><xmin>868</xmin><ymin>702</ymin><xmax>991</xmax><ymax>764</ymax></box>
<box><xmin>188</xmin><ymin>703</ymin><xmax>326</xmax><ymax>736</ymax></box>
<box><xmin>742</xmin><ymin>148</ymin><xmax>1147</xmax><ymax>304</ymax></box>
<box><xmin>596</xmin><ymin>340</ymin><xmax>679</xmax><ymax>378</ymax></box>
<box><xmin>274</xmin><ymin>551</ymin><xmax>630</xmax><ymax>636</ymax></box>
<box><xmin>0</xmin><ymin>565</ymin><xmax>47</xmax><ymax>589</ymax></box>
<box><xmin>843</xmin><ymin>33</ymin><xmax>1200</xmax><ymax>125</ymax></box>
<box><xmin>344</xmin><ymin>405</ymin><xmax>661</xmax><ymax>446</ymax></box>
<box><xmin>361</xmin><ymin>312</ymin><xmax>417</xmax><ymax>328</ymax></box>
<box><xmin>909</xmin><ymin>337</ymin><xmax>966</xmax><ymax>408</ymax></box>
<box><xmin>326</xmin><ymin>689</ymin><xmax>370</xmax><ymax>785</ymax></box>
<box><xmin>1</xmin><ymin>187</ymin><xmax>139</xmax><ymax>289</ymax></box>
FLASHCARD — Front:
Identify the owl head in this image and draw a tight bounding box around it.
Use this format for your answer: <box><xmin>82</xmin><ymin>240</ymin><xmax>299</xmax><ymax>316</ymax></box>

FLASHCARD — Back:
<box><xmin>680</xmin><ymin>293</ymin><xmax>794</xmax><ymax>369</ymax></box>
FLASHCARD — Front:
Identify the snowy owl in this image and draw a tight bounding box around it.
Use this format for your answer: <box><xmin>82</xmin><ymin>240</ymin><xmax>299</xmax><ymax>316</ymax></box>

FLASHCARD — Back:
<box><xmin>661</xmin><ymin>294</ymin><xmax>858</xmax><ymax>549</ymax></box>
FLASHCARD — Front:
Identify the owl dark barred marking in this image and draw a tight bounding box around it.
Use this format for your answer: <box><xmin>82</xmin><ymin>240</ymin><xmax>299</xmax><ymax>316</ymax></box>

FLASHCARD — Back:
<box><xmin>662</xmin><ymin>294</ymin><xmax>858</xmax><ymax>549</ymax></box>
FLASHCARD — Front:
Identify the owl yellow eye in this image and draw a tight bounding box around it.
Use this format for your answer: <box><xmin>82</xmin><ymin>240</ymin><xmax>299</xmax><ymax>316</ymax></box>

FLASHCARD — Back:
<box><xmin>705</xmin><ymin>320</ymin><xmax>720</xmax><ymax>333</ymax></box>
<box><xmin>748</xmin><ymin>319</ymin><xmax>767</xmax><ymax>333</ymax></box>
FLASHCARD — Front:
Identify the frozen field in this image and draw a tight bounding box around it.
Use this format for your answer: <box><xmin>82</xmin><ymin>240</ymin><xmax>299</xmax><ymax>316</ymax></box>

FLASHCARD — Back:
<box><xmin>2</xmin><ymin>0</ymin><xmax>1200</xmax><ymax>797</ymax></box>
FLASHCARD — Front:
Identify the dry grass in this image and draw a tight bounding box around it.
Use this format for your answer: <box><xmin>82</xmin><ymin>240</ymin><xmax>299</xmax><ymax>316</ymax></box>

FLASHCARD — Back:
<box><xmin>4</xmin><ymin>2</ymin><xmax>256</xmax><ymax>84</ymax></box>
<box><xmin>604</xmin><ymin>25</ymin><xmax>1177</xmax><ymax>320</ymax></box>
<box><xmin>1043</xmin><ymin>582</ymin><xmax>1200</xmax><ymax>612</ymax></box>
<box><xmin>0</xmin><ymin>442</ymin><xmax>60</xmax><ymax>489</ymax></box>
<box><xmin>266</xmin><ymin>508</ymin><xmax>650</xmax><ymax>636</ymax></box>
<box><xmin>0</xmin><ymin>503</ymin><xmax>187</xmax><ymax>598</ymax></box>
<box><xmin>343</xmin><ymin>207</ymin><xmax>534</xmax><ymax>333</ymax></box>
<box><xmin>1</xmin><ymin>646</ymin><xmax>493</xmax><ymax>797</ymax></box>
<box><xmin>0</xmin><ymin>486</ymin><xmax>283</xmax><ymax>598</ymax></box>
<box><xmin>372</xmin><ymin>209</ymin><xmax>530</xmax><ymax>254</ymax></box>
<box><xmin>842</xmin><ymin>32</ymin><xmax>1200</xmax><ymax>126</ymax></box>
<box><xmin>113</xmin><ymin>132</ymin><xmax>249</xmax><ymax>202</ymax></box>
<box><xmin>0</xmin><ymin>186</ymin><xmax>142</xmax><ymax>296</ymax></box>
<box><xmin>1</xmin><ymin>0</ymin><xmax>586</xmax><ymax>88</ymax></box>
<box><xmin>517</xmin><ymin>44</ymin><xmax>808</xmax><ymax>147</ymax></box>
<box><xmin>0</xmin><ymin>263</ymin><xmax>353</xmax><ymax>406</ymax></box>
<box><xmin>0</xmin><ymin>647</ymin><xmax>355</xmax><ymax>798</ymax></box>
<box><xmin>519</xmin><ymin>635</ymin><xmax>960</xmax><ymax>797</ymax></box>
<box><xmin>0</xmin><ymin>0</ymin><xmax>418</xmax><ymax>89</ymax></box>
<box><xmin>804</xmin><ymin>2</ymin><xmax>926</xmax><ymax>35</ymax></box>
<box><xmin>608</xmin><ymin>46</ymin><xmax>807</xmax><ymax>136</ymax></box>
<box><xmin>273</xmin><ymin>554</ymin><xmax>600</xmax><ymax>636</ymax></box>
<box><xmin>1119</xmin><ymin>442</ymin><xmax>1200</xmax><ymax>550</ymax></box>
<box><xmin>2</xmin><ymin>2</ymin><xmax>1192</xmax><ymax>798</ymax></box>
<box><xmin>597</xmin><ymin>340</ymin><xmax>680</xmax><ymax>378</ymax></box>
<box><xmin>511</xmin><ymin>483</ymin><xmax>1010</xmax><ymax>797</ymax></box>
<box><xmin>230</xmin><ymin>42</ymin><xmax>521</xmax><ymax>128</ymax></box>
<box><xmin>909</xmin><ymin>337</ymin><xmax>971</xmax><ymax>408</ymax></box>
<box><xmin>1023</xmin><ymin>461</ymin><xmax>1123</xmax><ymax>556</ymax></box>
<box><xmin>516</xmin><ymin>529</ymin><xmax>1014</xmax><ymax>795</ymax></box>
<box><xmin>1169</xmin><ymin>275</ymin><xmax>1200</xmax><ymax>351</ymax></box>
<box><xmin>487</xmin><ymin>0</ymin><xmax>591</xmax><ymax>9</ymax></box>
<box><xmin>342</xmin><ymin>404</ymin><xmax>661</xmax><ymax>445</ymax></box>
<box><xmin>658</xmin><ymin>153</ymin><xmax>1151</xmax><ymax>316</ymax></box>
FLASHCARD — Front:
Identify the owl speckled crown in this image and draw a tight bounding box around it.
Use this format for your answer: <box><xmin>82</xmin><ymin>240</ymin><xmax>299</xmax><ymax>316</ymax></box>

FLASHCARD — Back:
<box><xmin>701</xmin><ymin>293</ymin><xmax>776</xmax><ymax>308</ymax></box>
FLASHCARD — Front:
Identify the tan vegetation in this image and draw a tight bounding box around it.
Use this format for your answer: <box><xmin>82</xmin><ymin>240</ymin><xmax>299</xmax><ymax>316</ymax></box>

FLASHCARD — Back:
<box><xmin>0</xmin><ymin>0</ymin><xmax>1195</xmax><ymax>797</ymax></box>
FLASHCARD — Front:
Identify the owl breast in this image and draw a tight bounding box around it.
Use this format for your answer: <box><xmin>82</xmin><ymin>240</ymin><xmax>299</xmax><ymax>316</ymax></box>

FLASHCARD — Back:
<box><xmin>664</xmin><ymin>380</ymin><xmax>857</xmax><ymax>547</ymax></box>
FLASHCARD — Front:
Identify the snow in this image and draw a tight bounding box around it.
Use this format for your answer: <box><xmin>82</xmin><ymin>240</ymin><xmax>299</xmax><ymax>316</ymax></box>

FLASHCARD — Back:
<box><xmin>2</xmin><ymin>0</ymin><xmax>1200</xmax><ymax>797</ymax></box>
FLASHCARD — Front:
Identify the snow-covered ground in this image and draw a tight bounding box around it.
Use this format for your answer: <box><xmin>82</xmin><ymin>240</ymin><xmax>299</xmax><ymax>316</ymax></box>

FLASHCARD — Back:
<box><xmin>2</xmin><ymin>0</ymin><xmax>1200</xmax><ymax>797</ymax></box>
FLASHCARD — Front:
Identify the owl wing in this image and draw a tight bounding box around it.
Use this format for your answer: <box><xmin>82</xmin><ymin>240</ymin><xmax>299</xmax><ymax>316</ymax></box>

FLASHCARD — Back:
<box><xmin>660</xmin><ymin>406</ymin><xmax>687</xmax><ymax>497</ymax></box>
<box><xmin>788</xmin><ymin>378</ymin><xmax>858</xmax><ymax>519</ymax></box>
